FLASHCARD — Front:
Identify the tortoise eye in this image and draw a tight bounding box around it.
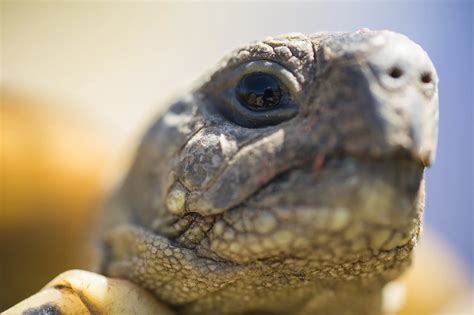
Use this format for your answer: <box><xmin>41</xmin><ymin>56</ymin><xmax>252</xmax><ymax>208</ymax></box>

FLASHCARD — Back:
<box><xmin>213</xmin><ymin>60</ymin><xmax>300</xmax><ymax>128</ymax></box>
<box><xmin>236</xmin><ymin>72</ymin><xmax>282</xmax><ymax>110</ymax></box>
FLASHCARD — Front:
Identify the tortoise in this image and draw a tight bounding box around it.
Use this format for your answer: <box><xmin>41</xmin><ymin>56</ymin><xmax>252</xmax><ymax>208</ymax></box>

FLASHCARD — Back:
<box><xmin>4</xmin><ymin>29</ymin><xmax>438</xmax><ymax>315</ymax></box>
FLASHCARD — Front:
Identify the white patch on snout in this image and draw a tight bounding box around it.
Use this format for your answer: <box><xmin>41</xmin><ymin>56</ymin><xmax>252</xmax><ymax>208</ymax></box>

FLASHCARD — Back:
<box><xmin>219</xmin><ymin>134</ymin><xmax>238</xmax><ymax>157</ymax></box>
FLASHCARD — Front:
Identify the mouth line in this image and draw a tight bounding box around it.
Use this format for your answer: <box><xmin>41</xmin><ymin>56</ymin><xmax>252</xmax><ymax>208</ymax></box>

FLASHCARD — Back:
<box><xmin>162</xmin><ymin>151</ymin><xmax>422</xmax><ymax>254</ymax></box>
<box><xmin>190</xmin><ymin>150</ymin><xmax>421</xmax><ymax>214</ymax></box>
<box><xmin>259</xmin><ymin>149</ymin><xmax>422</xmax><ymax>187</ymax></box>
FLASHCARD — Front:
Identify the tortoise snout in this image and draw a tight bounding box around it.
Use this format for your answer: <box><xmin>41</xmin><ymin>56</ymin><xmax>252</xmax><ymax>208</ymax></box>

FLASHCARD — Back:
<box><xmin>312</xmin><ymin>31</ymin><xmax>439</xmax><ymax>165</ymax></box>
<box><xmin>367</xmin><ymin>32</ymin><xmax>438</xmax><ymax>96</ymax></box>
<box><xmin>364</xmin><ymin>32</ymin><xmax>439</xmax><ymax>165</ymax></box>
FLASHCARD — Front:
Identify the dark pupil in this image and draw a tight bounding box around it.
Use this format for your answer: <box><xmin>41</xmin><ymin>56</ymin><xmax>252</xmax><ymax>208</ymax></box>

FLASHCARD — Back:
<box><xmin>237</xmin><ymin>72</ymin><xmax>282</xmax><ymax>109</ymax></box>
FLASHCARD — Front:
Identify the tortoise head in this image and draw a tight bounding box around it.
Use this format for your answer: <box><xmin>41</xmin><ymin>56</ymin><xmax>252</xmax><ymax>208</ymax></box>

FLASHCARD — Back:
<box><xmin>104</xmin><ymin>30</ymin><xmax>438</xmax><ymax>311</ymax></box>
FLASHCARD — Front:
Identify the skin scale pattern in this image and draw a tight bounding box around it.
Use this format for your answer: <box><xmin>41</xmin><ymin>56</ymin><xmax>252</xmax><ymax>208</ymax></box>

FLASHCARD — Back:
<box><xmin>100</xmin><ymin>30</ymin><xmax>438</xmax><ymax>315</ymax></box>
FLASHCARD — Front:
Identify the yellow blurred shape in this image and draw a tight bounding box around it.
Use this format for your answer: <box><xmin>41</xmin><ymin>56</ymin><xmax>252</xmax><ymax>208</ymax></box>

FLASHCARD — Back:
<box><xmin>0</xmin><ymin>87</ymin><xmax>110</xmax><ymax>309</ymax></box>
<box><xmin>396</xmin><ymin>228</ymin><xmax>472</xmax><ymax>315</ymax></box>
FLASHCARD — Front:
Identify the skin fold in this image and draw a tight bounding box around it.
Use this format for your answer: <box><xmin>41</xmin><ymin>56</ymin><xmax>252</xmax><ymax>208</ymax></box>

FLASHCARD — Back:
<box><xmin>4</xmin><ymin>30</ymin><xmax>438</xmax><ymax>315</ymax></box>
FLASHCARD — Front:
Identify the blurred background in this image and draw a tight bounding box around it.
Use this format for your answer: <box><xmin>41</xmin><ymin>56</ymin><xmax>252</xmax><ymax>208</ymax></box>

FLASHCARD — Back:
<box><xmin>1</xmin><ymin>1</ymin><xmax>472</xmax><ymax>313</ymax></box>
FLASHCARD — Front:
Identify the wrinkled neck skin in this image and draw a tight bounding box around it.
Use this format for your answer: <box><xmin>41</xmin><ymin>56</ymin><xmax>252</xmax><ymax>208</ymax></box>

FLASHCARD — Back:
<box><xmin>101</xmin><ymin>30</ymin><xmax>435</xmax><ymax>315</ymax></box>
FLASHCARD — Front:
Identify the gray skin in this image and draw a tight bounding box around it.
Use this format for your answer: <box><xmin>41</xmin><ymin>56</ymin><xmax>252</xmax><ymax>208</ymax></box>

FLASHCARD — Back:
<box><xmin>101</xmin><ymin>30</ymin><xmax>438</xmax><ymax>315</ymax></box>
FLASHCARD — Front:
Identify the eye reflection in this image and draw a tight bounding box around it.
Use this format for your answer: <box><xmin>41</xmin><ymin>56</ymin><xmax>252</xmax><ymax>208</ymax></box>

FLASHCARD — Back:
<box><xmin>236</xmin><ymin>72</ymin><xmax>282</xmax><ymax>110</ymax></box>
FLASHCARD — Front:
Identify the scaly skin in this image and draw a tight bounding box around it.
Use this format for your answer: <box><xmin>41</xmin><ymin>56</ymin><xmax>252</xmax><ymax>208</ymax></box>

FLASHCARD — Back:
<box><xmin>4</xmin><ymin>30</ymin><xmax>438</xmax><ymax>315</ymax></box>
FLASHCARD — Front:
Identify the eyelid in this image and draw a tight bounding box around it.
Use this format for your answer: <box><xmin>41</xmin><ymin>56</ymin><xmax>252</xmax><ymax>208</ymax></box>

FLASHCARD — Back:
<box><xmin>225</xmin><ymin>60</ymin><xmax>302</xmax><ymax>97</ymax></box>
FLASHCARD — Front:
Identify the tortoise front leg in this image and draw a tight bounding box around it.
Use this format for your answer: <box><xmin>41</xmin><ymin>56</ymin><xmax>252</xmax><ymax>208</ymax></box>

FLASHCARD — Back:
<box><xmin>3</xmin><ymin>270</ymin><xmax>174</xmax><ymax>315</ymax></box>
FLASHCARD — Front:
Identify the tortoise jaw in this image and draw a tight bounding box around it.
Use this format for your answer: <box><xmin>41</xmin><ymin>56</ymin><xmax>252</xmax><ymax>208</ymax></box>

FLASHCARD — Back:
<box><xmin>158</xmin><ymin>155</ymin><xmax>424</xmax><ymax>265</ymax></box>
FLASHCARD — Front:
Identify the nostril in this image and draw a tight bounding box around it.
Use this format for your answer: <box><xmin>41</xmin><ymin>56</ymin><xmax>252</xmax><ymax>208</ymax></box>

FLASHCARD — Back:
<box><xmin>388</xmin><ymin>66</ymin><xmax>403</xmax><ymax>79</ymax></box>
<box><xmin>421</xmin><ymin>72</ymin><xmax>432</xmax><ymax>84</ymax></box>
